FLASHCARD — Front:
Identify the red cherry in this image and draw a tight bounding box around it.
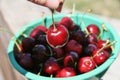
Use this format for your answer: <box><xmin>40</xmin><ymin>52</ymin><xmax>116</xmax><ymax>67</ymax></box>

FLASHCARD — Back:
<box><xmin>92</xmin><ymin>49</ymin><xmax>110</xmax><ymax>65</ymax></box>
<box><xmin>55</xmin><ymin>67</ymin><xmax>76</xmax><ymax>78</ymax></box>
<box><xmin>87</xmin><ymin>24</ymin><xmax>100</xmax><ymax>35</ymax></box>
<box><xmin>78</xmin><ymin>56</ymin><xmax>96</xmax><ymax>73</ymax></box>
<box><xmin>44</xmin><ymin>57</ymin><xmax>61</xmax><ymax>75</ymax></box>
<box><xmin>30</xmin><ymin>25</ymin><xmax>47</xmax><ymax>38</ymax></box>
<box><xmin>60</xmin><ymin>17</ymin><xmax>74</xmax><ymax>30</ymax></box>
<box><xmin>65</xmin><ymin>40</ymin><xmax>82</xmax><ymax>54</ymax></box>
<box><xmin>46</xmin><ymin>23</ymin><xmax>69</xmax><ymax>48</ymax></box>
<box><xmin>97</xmin><ymin>39</ymin><xmax>111</xmax><ymax>52</ymax></box>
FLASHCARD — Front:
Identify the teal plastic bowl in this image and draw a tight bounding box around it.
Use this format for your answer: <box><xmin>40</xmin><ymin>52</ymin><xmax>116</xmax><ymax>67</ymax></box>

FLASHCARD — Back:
<box><xmin>8</xmin><ymin>13</ymin><xmax>120</xmax><ymax>80</ymax></box>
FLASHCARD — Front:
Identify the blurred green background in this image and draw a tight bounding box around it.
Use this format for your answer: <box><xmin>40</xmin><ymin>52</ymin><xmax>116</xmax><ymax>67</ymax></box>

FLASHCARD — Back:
<box><xmin>64</xmin><ymin>0</ymin><xmax>120</xmax><ymax>19</ymax></box>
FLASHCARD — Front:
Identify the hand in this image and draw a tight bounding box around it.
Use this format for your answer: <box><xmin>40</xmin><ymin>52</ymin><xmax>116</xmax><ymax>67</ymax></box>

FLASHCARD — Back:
<box><xmin>28</xmin><ymin>0</ymin><xmax>65</xmax><ymax>12</ymax></box>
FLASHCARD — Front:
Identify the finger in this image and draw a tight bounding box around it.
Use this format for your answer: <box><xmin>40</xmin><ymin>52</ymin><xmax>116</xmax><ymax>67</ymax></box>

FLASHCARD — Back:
<box><xmin>45</xmin><ymin>0</ymin><xmax>59</xmax><ymax>10</ymax></box>
<box><xmin>56</xmin><ymin>2</ymin><xmax>63</xmax><ymax>12</ymax></box>
<box><xmin>28</xmin><ymin>0</ymin><xmax>46</xmax><ymax>5</ymax></box>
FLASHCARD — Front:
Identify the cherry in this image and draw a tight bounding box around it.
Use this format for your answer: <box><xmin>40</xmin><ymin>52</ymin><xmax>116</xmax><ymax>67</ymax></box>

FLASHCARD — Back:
<box><xmin>44</xmin><ymin>57</ymin><xmax>61</xmax><ymax>75</ymax></box>
<box><xmin>97</xmin><ymin>39</ymin><xmax>108</xmax><ymax>48</ymax></box>
<box><xmin>30</xmin><ymin>25</ymin><xmax>47</xmax><ymax>38</ymax></box>
<box><xmin>64</xmin><ymin>51</ymin><xmax>79</xmax><ymax>67</ymax></box>
<box><xmin>60</xmin><ymin>17</ymin><xmax>74</xmax><ymax>30</ymax></box>
<box><xmin>36</xmin><ymin>34</ymin><xmax>47</xmax><ymax>44</ymax></box>
<box><xmin>97</xmin><ymin>39</ymin><xmax>111</xmax><ymax>52</ymax></box>
<box><xmin>73</xmin><ymin>24</ymin><xmax>81</xmax><ymax>31</ymax></box>
<box><xmin>32</xmin><ymin>44</ymin><xmax>50</xmax><ymax>63</ymax></box>
<box><xmin>71</xmin><ymin>30</ymin><xmax>87</xmax><ymax>45</ymax></box>
<box><xmin>78</xmin><ymin>56</ymin><xmax>96</xmax><ymax>73</ymax></box>
<box><xmin>84</xmin><ymin>44</ymin><xmax>97</xmax><ymax>56</ymax></box>
<box><xmin>22</xmin><ymin>37</ymin><xmax>35</xmax><ymax>52</ymax></box>
<box><xmin>86</xmin><ymin>33</ymin><xmax>97</xmax><ymax>45</ymax></box>
<box><xmin>55</xmin><ymin>67</ymin><xmax>76</xmax><ymax>78</ymax></box>
<box><xmin>92</xmin><ymin>49</ymin><xmax>110</xmax><ymax>65</ymax></box>
<box><xmin>65</xmin><ymin>40</ymin><xmax>82</xmax><ymax>54</ymax></box>
<box><xmin>17</xmin><ymin>53</ymin><xmax>34</xmax><ymax>70</ymax></box>
<box><xmin>46</xmin><ymin>23</ymin><xmax>69</xmax><ymax>48</ymax></box>
<box><xmin>53</xmin><ymin>47</ymin><xmax>65</xmax><ymax>58</ymax></box>
<box><xmin>87</xmin><ymin>24</ymin><xmax>100</xmax><ymax>35</ymax></box>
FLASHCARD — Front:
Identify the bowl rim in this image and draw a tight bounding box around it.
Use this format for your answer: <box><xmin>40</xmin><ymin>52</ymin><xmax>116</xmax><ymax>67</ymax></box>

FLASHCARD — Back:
<box><xmin>7</xmin><ymin>13</ymin><xmax>120</xmax><ymax>80</ymax></box>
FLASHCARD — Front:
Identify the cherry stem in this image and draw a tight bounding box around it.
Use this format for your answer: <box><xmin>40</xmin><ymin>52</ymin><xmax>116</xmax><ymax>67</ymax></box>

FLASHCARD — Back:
<box><xmin>0</xmin><ymin>27</ymin><xmax>14</xmax><ymax>36</ymax></box>
<box><xmin>55</xmin><ymin>57</ymin><xmax>64</xmax><ymax>62</ymax></box>
<box><xmin>37</xmin><ymin>64</ymin><xmax>43</xmax><ymax>76</ymax></box>
<box><xmin>110</xmin><ymin>46</ymin><xmax>114</xmax><ymax>52</ymax></box>
<box><xmin>90</xmin><ymin>57</ymin><xmax>98</xmax><ymax>67</ymax></box>
<box><xmin>50</xmin><ymin>74</ymin><xmax>53</xmax><ymax>78</ymax></box>
<box><xmin>80</xmin><ymin>9</ymin><xmax>92</xmax><ymax>26</ymax></box>
<box><xmin>41</xmin><ymin>12</ymin><xmax>45</xmax><ymax>26</ymax></box>
<box><xmin>21</xmin><ymin>33</ymin><xmax>28</xmax><ymax>38</ymax></box>
<box><xmin>37</xmin><ymin>72</ymin><xmax>41</xmax><ymax>76</ymax></box>
<box><xmin>102</xmin><ymin>23</ymin><xmax>107</xmax><ymax>31</ymax></box>
<box><xmin>12</xmin><ymin>37</ymin><xmax>21</xmax><ymax>51</ymax></box>
<box><xmin>98</xmin><ymin>23</ymin><xmax>107</xmax><ymax>39</ymax></box>
<box><xmin>47</xmin><ymin>45</ymin><xmax>53</xmax><ymax>56</ymax></box>
<box><xmin>51</xmin><ymin>10</ymin><xmax>57</xmax><ymax>31</ymax></box>
<box><xmin>0</xmin><ymin>27</ymin><xmax>21</xmax><ymax>51</ymax></box>
<box><xmin>72</xmin><ymin>3</ymin><xmax>76</xmax><ymax>14</ymax></box>
<box><xmin>85</xmin><ymin>27</ymin><xmax>90</xmax><ymax>36</ymax></box>
<box><xmin>105</xmin><ymin>41</ymin><xmax>116</xmax><ymax>49</ymax></box>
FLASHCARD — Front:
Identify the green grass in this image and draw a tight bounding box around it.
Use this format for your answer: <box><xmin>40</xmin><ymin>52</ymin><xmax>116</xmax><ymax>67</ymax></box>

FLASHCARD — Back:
<box><xmin>64</xmin><ymin>0</ymin><xmax>120</xmax><ymax>19</ymax></box>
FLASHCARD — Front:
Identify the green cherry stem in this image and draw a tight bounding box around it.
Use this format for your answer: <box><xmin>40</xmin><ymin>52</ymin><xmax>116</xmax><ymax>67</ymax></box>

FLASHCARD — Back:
<box><xmin>72</xmin><ymin>3</ymin><xmax>76</xmax><ymax>14</ymax></box>
<box><xmin>102</xmin><ymin>23</ymin><xmax>107</xmax><ymax>31</ymax></box>
<box><xmin>21</xmin><ymin>33</ymin><xmax>28</xmax><ymax>38</ymax></box>
<box><xmin>0</xmin><ymin>27</ymin><xmax>14</xmax><ymax>36</ymax></box>
<box><xmin>41</xmin><ymin>12</ymin><xmax>45</xmax><ymax>26</ymax></box>
<box><xmin>12</xmin><ymin>37</ymin><xmax>21</xmax><ymax>51</ymax></box>
<box><xmin>37</xmin><ymin>64</ymin><xmax>43</xmax><ymax>76</ymax></box>
<box><xmin>51</xmin><ymin>10</ymin><xmax>57</xmax><ymax>31</ymax></box>
<box><xmin>0</xmin><ymin>26</ymin><xmax>21</xmax><ymax>51</ymax></box>
<box><xmin>97</xmin><ymin>23</ymin><xmax>107</xmax><ymax>39</ymax></box>
<box><xmin>80</xmin><ymin>9</ymin><xmax>92</xmax><ymax>26</ymax></box>
<box><xmin>55</xmin><ymin>57</ymin><xmax>64</xmax><ymax>62</ymax></box>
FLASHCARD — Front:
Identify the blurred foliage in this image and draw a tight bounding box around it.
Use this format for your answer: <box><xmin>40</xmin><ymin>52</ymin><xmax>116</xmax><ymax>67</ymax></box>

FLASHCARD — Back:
<box><xmin>64</xmin><ymin>0</ymin><xmax>120</xmax><ymax>18</ymax></box>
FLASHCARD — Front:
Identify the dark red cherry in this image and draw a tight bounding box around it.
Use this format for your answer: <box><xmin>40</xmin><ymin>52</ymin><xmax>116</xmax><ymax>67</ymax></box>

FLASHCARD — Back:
<box><xmin>55</xmin><ymin>67</ymin><xmax>76</xmax><ymax>78</ymax></box>
<box><xmin>87</xmin><ymin>24</ymin><xmax>100</xmax><ymax>35</ymax></box>
<box><xmin>32</xmin><ymin>44</ymin><xmax>50</xmax><ymax>63</ymax></box>
<box><xmin>78</xmin><ymin>56</ymin><xmax>96</xmax><ymax>73</ymax></box>
<box><xmin>22</xmin><ymin>37</ymin><xmax>35</xmax><ymax>52</ymax></box>
<box><xmin>65</xmin><ymin>40</ymin><xmax>82</xmax><ymax>55</ymax></box>
<box><xmin>53</xmin><ymin>47</ymin><xmax>65</xmax><ymax>58</ymax></box>
<box><xmin>18</xmin><ymin>53</ymin><xmax>34</xmax><ymax>70</ymax></box>
<box><xmin>71</xmin><ymin>30</ymin><xmax>87</xmax><ymax>45</ymax></box>
<box><xmin>92</xmin><ymin>49</ymin><xmax>110</xmax><ymax>65</ymax></box>
<box><xmin>84</xmin><ymin>44</ymin><xmax>97</xmax><ymax>55</ymax></box>
<box><xmin>64</xmin><ymin>51</ymin><xmax>79</xmax><ymax>67</ymax></box>
<box><xmin>44</xmin><ymin>57</ymin><xmax>61</xmax><ymax>75</ymax></box>
<box><xmin>60</xmin><ymin>17</ymin><xmax>74</xmax><ymax>30</ymax></box>
<box><xmin>30</xmin><ymin>25</ymin><xmax>47</xmax><ymax>38</ymax></box>
<box><xmin>86</xmin><ymin>33</ymin><xmax>97</xmax><ymax>45</ymax></box>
